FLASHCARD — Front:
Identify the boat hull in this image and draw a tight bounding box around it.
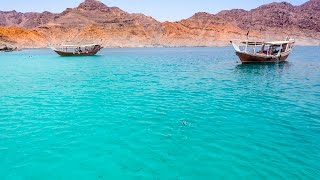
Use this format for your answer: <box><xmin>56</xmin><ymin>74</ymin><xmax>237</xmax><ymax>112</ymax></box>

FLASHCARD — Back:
<box><xmin>54</xmin><ymin>50</ymin><xmax>100</xmax><ymax>56</ymax></box>
<box><xmin>236</xmin><ymin>52</ymin><xmax>290</xmax><ymax>64</ymax></box>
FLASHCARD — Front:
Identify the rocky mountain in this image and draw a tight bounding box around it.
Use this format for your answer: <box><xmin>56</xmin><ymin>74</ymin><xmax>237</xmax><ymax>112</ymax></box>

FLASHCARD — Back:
<box><xmin>174</xmin><ymin>0</ymin><xmax>320</xmax><ymax>45</ymax></box>
<box><xmin>0</xmin><ymin>10</ymin><xmax>58</xmax><ymax>28</ymax></box>
<box><xmin>0</xmin><ymin>0</ymin><xmax>319</xmax><ymax>48</ymax></box>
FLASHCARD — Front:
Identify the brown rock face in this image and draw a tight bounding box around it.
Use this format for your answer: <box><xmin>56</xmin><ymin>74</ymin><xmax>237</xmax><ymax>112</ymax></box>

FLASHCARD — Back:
<box><xmin>168</xmin><ymin>0</ymin><xmax>320</xmax><ymax>45</ymax></box>
<box><xmin>0</xmin><ymin>0</ymin><xmax>319</xmax><ymax>48</ymax></box>
<box><xmin>0</xmin><ymin>26</ymin><xmax>48</xmax><ymax>47</ymax></box>
<box><xmin>0</xmin><ymin>10</ymin><xmax>58</xmax><ymax>28</ymax></box>
<box><xmin>77</xmin><ymin>0</ymin><xmax>114</xmax><ymax>11</ymax></box>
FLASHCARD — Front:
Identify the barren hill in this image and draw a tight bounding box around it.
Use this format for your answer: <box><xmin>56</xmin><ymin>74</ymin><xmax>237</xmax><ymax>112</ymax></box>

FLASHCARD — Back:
<box><xmin>0</xmin><ymin>0</ymin><xmax>319</xmax><ymax>48</ymax></box>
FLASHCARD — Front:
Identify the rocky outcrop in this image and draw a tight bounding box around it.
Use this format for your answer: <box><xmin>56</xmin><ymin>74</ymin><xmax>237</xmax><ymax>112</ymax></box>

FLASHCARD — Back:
<box><xmin>0</xmin><ymin>0</ymin><xmax>319</xmax><ymax>48</ymax></box>
<box><xmin>0</xmin><ymin>26</ymin><xmax>48</xmax><ymax>47</ymax></box>
<box><xmin>0</xmin><ymin>10</ymin><xmax>58</xmax><ymax>28</ymax></box>
<box><xmin>165</xmin><ymin>0</ymin><xmax>320</xmax><ymax>45</ymax></box>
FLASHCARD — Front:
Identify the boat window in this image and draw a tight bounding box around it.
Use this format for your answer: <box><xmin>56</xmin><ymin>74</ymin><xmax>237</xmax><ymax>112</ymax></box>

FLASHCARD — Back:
<box><xmin>243</xmin><ymin>45</ymin><xmax>263</xmax><ymax>54</ymax></box>
<box><xmin>281</xmin><ymin>44</ymin><xmax>287</xmax><ymax>52</ymax></box>
<box><xmin>269</xmin><ymin>45</ymin><xmax>282</xmax><ymax>55</ymax></box>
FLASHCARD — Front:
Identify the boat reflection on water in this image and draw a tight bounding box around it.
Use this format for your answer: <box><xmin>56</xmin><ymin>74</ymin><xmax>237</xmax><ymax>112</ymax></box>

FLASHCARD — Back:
<box><xmin>234</xmin><ymin>61</ymin><xmax>292</xmax><ymax>77</ymax></box>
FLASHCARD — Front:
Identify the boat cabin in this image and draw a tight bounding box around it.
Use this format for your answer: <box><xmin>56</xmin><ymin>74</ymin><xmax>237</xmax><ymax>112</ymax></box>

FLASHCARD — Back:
<box><xmin>53</xmin><ymin>44</ymin><xmax>101</xmax><ymax>53</ymax></box>
<box><xmin>237</xmin><ymin>41</ymin><xmax>294</xmax><ymax>56</ymax></box>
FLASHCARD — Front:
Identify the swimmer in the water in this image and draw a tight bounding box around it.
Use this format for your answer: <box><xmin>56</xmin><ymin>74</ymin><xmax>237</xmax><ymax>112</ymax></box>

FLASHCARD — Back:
<box><xmin>181</xmin><ymin>120</ymin><xmax>188</xmax><ymax>126</ymax></box>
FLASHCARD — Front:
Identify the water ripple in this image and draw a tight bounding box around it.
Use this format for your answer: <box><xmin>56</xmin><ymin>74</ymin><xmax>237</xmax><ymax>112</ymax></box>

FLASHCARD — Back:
<box><xmin>0</xmin><ymin>47</ymin><xmax>319</xmax><ymax>179</ymax></box>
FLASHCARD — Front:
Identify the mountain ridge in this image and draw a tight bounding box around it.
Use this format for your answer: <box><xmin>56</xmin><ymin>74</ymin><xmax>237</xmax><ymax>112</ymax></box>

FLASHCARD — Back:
<box><xmin>0</xmin><ymin>0</ymin><xmax>319</xmax><ymax>48</ymax></box>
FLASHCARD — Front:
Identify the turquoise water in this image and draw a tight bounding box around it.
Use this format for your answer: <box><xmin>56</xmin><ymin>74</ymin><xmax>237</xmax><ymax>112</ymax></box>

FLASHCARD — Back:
<box><xmin>0</xmin><ymin>47</ymin><xmax>319</xmax><ymax>179</ymax></box>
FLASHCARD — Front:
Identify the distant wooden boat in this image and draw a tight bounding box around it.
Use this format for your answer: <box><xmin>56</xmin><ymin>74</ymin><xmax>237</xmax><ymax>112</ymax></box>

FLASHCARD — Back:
<box><xmin>230</xmin><ymin>39</ymin><xmax>295</xmax><ymax>63</ymax></box>
<box><xmin>0</xmin><ymin>46</ymin><xmax>18</xmax><ymax>52</ymax></box>
<box><xmin>50</xmin><ymin>44</ymin><xmax>103</xmax><ymax>56</ymax></box>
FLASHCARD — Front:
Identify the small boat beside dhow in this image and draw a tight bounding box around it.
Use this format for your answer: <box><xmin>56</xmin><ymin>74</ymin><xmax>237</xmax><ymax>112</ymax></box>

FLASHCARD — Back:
<box><xmin>0</xmin><ymin>45</ymin><xmax>18</xmax><ymax>52</ymax></box>
<box><xmin>230</xmin><ymin>39</ymin><xmax>295</xmax><ymax>63</ymax></box>
<box><xmin>50</xmin><ymin>44</ymin><xmax>103</xmax><ymax>56</ymax></box>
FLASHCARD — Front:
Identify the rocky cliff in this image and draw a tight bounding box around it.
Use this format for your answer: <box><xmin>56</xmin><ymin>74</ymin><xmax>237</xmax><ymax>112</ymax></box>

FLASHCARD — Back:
<box><xmin>0</xmin><ymin>0</ymin><xmax>319</xmax><ymax>48</ymax></box>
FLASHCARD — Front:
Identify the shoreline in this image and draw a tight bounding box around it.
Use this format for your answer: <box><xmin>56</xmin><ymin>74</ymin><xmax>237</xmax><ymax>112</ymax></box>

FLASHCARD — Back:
<box><xmin>9</xmin><ymin>44</ymin><xmax>320</xmax><ymax>50</ymax></box>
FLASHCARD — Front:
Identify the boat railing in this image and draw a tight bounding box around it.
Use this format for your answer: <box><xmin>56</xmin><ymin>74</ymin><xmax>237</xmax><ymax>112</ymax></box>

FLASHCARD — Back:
<box><xmin>231</xmin><ymin>40</ymin><xmax>295</xmax><ymax>57</ymax></box>
<box><xmin>230</xmin><ymin>41</ymin><xmax>241</xmax><ymax>52</ymax></box>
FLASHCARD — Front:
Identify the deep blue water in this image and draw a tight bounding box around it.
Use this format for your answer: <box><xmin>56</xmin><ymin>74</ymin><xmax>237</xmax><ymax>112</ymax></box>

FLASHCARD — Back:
<box><xmin>0</xmin><ymin>47</ymin><xmax>319</xmax><ymax>179</ymax></box>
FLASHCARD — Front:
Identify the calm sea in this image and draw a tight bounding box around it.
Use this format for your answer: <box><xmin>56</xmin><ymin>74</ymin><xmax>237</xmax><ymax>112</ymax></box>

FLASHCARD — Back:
<box><xmin>0</xmin><ymin>47</ymin><xmax>319</xmax><ymax>179</ymax></box>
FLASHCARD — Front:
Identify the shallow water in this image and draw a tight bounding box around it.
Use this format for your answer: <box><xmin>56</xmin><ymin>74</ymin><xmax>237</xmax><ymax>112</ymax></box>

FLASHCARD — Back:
<box><xmin>0</xmin><ymin>47</ymin><xmax>319</xmax><ymax>179</ymax></box>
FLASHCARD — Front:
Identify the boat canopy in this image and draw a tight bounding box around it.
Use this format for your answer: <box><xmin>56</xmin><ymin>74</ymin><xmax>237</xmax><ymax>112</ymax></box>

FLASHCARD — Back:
<box><xmin>59</xmin><ymin>44</ymin><xmax>100</xmax><ymax>48</ymax></box>
<box><xmin>265</xmin><ymin>41</ymin><xmax>295</xmax><ymax>45</ymax></box>
<box><xmin>49</xmin><ymin>43</ymin><xmax>102</xmax><ymax>52</ymax></box>
<box><xmin>241</xmin><ymin>41</ymin><xmax>265</xmax><ymax>46</ymax></box>
<box><xmin>241</xmin><ymin>40</ymin><xmax>295</xmax><ymax>46</ymax></box>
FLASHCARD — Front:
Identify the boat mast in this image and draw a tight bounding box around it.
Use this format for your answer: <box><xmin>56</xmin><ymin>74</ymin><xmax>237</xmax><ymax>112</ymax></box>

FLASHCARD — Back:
<box><xmin>278</xmin><ymin>44</ymin><xmax>283</xmax><ymax>57</ymax></box>
<box><xmin>245</xmin><ymin>31</ymin><xmax>249</xmax><ymax>52</ymax></box>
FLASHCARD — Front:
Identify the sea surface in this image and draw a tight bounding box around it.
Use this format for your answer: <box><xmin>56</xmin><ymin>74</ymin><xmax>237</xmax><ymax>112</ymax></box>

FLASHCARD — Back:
<box><xmin>0</xmin><ymin>47</ymin><xmax>319</xmax><ymax>179</ymax></box>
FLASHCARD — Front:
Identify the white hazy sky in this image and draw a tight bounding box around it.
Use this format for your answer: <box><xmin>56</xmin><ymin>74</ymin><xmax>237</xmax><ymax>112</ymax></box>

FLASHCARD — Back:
<box><xmin>1</xmin><ymin>0</ymin><xmax>308</xmax><ymax>21</ymax></box>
